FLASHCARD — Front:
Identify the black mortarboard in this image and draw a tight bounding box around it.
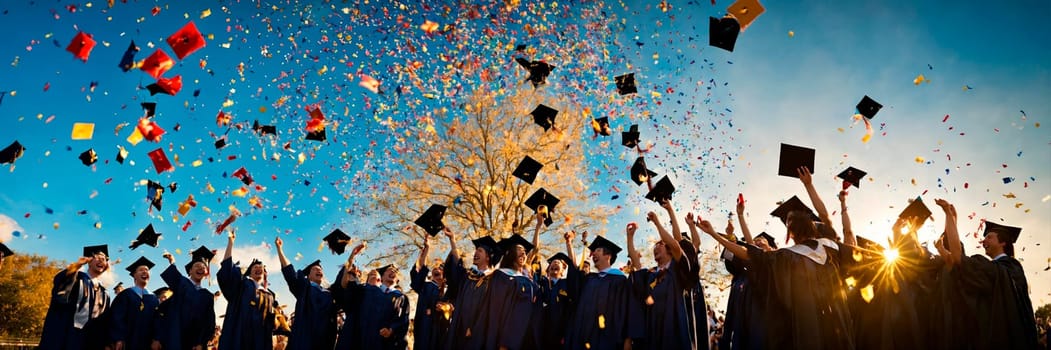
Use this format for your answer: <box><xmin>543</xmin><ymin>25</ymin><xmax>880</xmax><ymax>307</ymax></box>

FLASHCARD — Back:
<box><xmin>0</xmin><ymin>141</ymin><xmax>26</xmax><ymax>164</ymax></box>
<box><xmin>83</xmin><ymin>244</ymin><xmax>109</xmax><ymax>257</ymax></box>
<box><xmin>770</xmin><ymin>196</ymin><xmax>820</xmax><ymax>224</ymax></box>
<box><xmin>303</xmin><ymin>259</ymin><xmax>322</xmax><ymax>274</ymax></box>
<box><xmin>214</xmin><ymin>138</ymin><xmax>227</xmax><ymax>149</ymax></box>
<box><xmin>515</xmin><ymin>57</ymin><xmax>555</xmax><ymax>88</ymax></box>
<box><xmin>153</xmin><ymin>286</ymin><xmax>170</xmax><ymax>295</ymax></box>
<box><xmin>856</xmin><ymin>95</ymin><xmax>882</xmax><ymax>119</ymax></box>
<box><xmin>472</xmin><ymin>236</ymin><xmax>504</xmax><ymax>263</ymax></box>
<box><xmin>547</xmin><ymin>252</ymin><xmax>572</xmax><ymax>266</ymax></box>
<box><xmin>614</xmin><ymin>73</ymin><xmax>637</xmax><ymax>95</ymax></box>
<box><xmin>630</xmin><ymin>157</ymin><xmax>658</xmax><ymax>186</ymax></box>
<box><xmin>130</xmin><ymin>223</ymin><xmax>161</xmax><ymax>250</ymax></box>
<box><xmin>414</xmin><ymin>204</ymin><xmax>447</xmax><ymax>237</ymax></box>
<box><xmin>592</xmin><ymin>117</ymin><xmax>612</xmax><ymax>136</ymax></box>
<box><xmin>755</xmin><ymin>232</ymin><xmax>778</xmax><ymax>249</ymax></box>
<box><xmin>147</xmin><ymin>180</ymin><xmax>164</xmax><ymax>210</ymax></box>
<box><xmin>777</xmin><ymin>143</ymin><xmax>815</xmax><ymax>178</ymax></box>
<box><xmin>644</xmin><ymin>176</ymin><xmax>675</xmax><ymax>203</ymax></box>
<box><xmin>983</xmin><ymin>221</ymin><xmax>1022</xmax><ymax>244</ymax></box>
<box><xmin>588</xmin><ymin>235</ymin><xmax>623</xmax><ymax>256</ymax></box>
<box><xmin>621</xmin><ymin>124</ymin><xmax>640</xmax><ymax>148</ymax></box>
<box><xmin>305</xmin><ymin>129</ymin><xmax>327</xmax><ymax>142</ymax></box>
<box><xmin>512</xmin><ymin>156</ymin><xmax>543</xmax><ymax>184</ymax></box>
<box><xmin>524</xmin><ymin>188</ymin><xmax>560</xmax><ymax>226</ymax></box>
<box><xmin>897</xmin><ymin>197</ymin><xmax>932</xmax><ymax>225</ymax></box>
<box><xmin>499</xmin><ymin>234</ymin><xmax>535</xmax><ymax>254</ymax></box>
<box><xmin>141</xmin><ymin>102</ymin><xmax>157</xmax><ymax>118</ymax></box>
<box><xmin>530</xmin><ymin>104</ymin><xmax>558</xmax><ymax>131</ymax></box>
<box><xmin>377</xmin><ymin>264</ymin><xmax>397</xmax><ymax>276</ymax></box>
<box><xmin>323</xmin><ymin>229</ymin><xmax>351</xmax><ymax>254</ymax></box>
<box><xmin>837</xmin><ymin>167</ymin><xmax>867</xmax><ymax>188</ymax></box>
<box><xmin>709</xmin><ymin>16</ymin><xmax>741</xmax><ymax>52</ymax></box>
<box><xmin>185</xmin><ymin>245</ymin><xmax>215</xmax><ymax>272</ymax></box>
<box><xmin>116</xmin><ymin>145</ymin><xmax>129</xmax><ymax>164</ymax></box>
<box><xmin>79</xmin><ymin>148</ymin><xmax>98</xmax><ymax>166</ymax></box>
<box><xmin>126</xmin><ymin>256</ymin><xmax>155</xmax><ymax>274</ymax></box>
<box><xmin>118</xmin><ymin>41</ymin><xmax>140</xmax><ymax>72</ymax></box>
<box><xmin>0</xmin><ymin>242</ymin><xmax>13</xmax><ymax>257</ymax></box>
<box><xmin>253</xmin><ymin>120</ymin><xmax>277</xmax><ymax>136</ymax></box>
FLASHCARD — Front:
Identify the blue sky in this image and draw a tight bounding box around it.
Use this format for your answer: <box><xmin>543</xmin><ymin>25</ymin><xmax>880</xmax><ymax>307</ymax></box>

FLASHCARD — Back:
<box><xmin>1</xmin><ymin>0</ymin><xmax>1048</xmax><ymax>314</ymax></box>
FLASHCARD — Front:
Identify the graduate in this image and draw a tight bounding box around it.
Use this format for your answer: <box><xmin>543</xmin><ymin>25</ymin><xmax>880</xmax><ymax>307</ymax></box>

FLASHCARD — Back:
<box><xmin>275</xmin><ymin>237</ymin><xmax>338</xmax><ymax>350</ymax></box>
<box><xmin>442</xmin><ymin>227</ymin><xmax>503</xmax><ymax>349</ymax></box>
<box><xmin>477</xmin><ymin>217</ymin><xmax>544</xmax><ymax>350</ymax></box>
<box><xmin>410</xmin><ymin>229</ymin><xmax>451</xmax><ymax>350</ymax></box>
<box><xmin>564</xmin><ymin>228</ymin><xmax>644</xmax><ymax>350</ymax></box>
<box><xmin>534</xmin><ymin>232</ymin><xmax>575</xmax><ymax>349</ymax></box>
<box><xmin>154</xmin><ymin>246</ymin><xmax>216</xmax><ymax>350</ymax></box>
<box><xmin>941</xmin><ymin>199</ymin><xmax>1039</xmax><ymax>349</ymax></box>
<box><xmin>345</xmin><ymin>263</ymin><xmax>411</xmax><ymax>350</ymax></box>
<box><xmin>330</xmin><ymin>238</ymin><xmax>368</xmax><ymax>350</ymax></box>
<box><xmin>109</xmin><ymin>256</ymin><xmax>160</xmax><ymax>350</ymax></box>
<box><xmin>39</xmin><ymin>244</ymin><xmax>112</xmax><ymax>350</ymax></box>
<box><xmin>217</xmin><ymin>232</ymin><xmax>280</xmax><ymax>350</ymax></box>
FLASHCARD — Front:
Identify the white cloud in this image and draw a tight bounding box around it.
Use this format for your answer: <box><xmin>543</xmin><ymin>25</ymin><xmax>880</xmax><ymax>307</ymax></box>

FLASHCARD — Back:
<box><xmin>0</xmin><ymin>214</ymin><xmax>22</xmax><ymax>243</ymax></box>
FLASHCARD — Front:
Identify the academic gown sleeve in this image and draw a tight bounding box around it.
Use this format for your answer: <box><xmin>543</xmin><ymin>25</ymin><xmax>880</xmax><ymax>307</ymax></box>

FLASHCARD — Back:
<box><xmin>443</xmin><ymin>252</ymin><xmax>466</xmax><ymax>302</ymax></box>
<box><xmin>482</xmin><ymin>271</ymin><xmax>540</xmax><ymax>350</ymax></box>
<box><xmin>108</xmin><ymin>290</ymin><xmax>133</xmax><ymax>345</ymax></box>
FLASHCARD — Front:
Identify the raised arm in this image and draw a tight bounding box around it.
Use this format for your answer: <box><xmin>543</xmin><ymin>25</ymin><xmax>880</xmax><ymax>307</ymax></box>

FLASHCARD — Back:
<box><xmin>698</xmin><ymin>216</ymin><xmax>749</xmax><ymax>260</ymax></box>
<box><xmin>661</xmin><ymin>200</ymin><xmax>684</xmax><ymax>241</ymax></box>
<box><xmin>530</xmin><ymin>212</ymin><xmax>543</xmax><ymax>262</ymax></box>
<box><xmin>445</xmin><ymin>227</ymin><xmax>459</xmax><ymax>260</ymax></box>
<box><xmin>564</xmin><ymin>231</ymin><xmax>576</xmax><ymax>266</ymax></box>
<box><xmin>342</xmin><ymin>240</ymin><xmax>366</xmax><ymax>288</ymax></box>
<box><xmin>223</xmin><ymin>231</ymin><xmax>235</xmax><ymax>262</ymax></box>
<box><xmin>797</xmin><ymin>167</ymin><xmax>833</xmax><ymax>227</ymax></box>
<box><xmin>685</xmin><ymin>213</ymin><xmax>702</xmax><ymax>252</ymax></box>
<box><xmin>66</xmin><ymin>256</ymin><xmax>93</xmax><ymax>276</ymax></box>
<box><xmin>736</xmin><ymin>197</ymin><xmax>755</xmax><ymax>245</ymax></box>
<box><xmin>275</xmin><ymin>237</ymin><xmax>290</xmax><ymax>268</ymax></box>
<box><xmin>935</xmin><ymin>199</ymin><xmax>961</xmax><ymax>265</ymax></box>
<box><xmin>625</xmin><ymin>223</ymin><xmax>642</xmax><ymax>270</ymax></box>
<box><xmin>837</xmin><ymin>191</ymin><xmax>857</xmax><ymax>246</ymax></box>
<box><xmin>647</xmin><ymin>211</ymin><xmax>683</xmax><ymax>261</ymax></box>
<box><xmin>415</xmin><ymin>230</ymin><xmax>431</xmax><ymax>272</ymax></box>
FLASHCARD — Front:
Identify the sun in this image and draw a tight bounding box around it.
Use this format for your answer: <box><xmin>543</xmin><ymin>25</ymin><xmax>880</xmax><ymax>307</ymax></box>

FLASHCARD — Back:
<box><xmin>882</xmin><ymin>248</ymin><xmax>900</xmax><ymax>265</ymax></box>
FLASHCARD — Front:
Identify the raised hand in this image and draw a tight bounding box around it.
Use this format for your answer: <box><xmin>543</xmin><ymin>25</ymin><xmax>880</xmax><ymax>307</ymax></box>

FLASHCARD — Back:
<box><xmin>797</xmin><ymin>166</ymin><xmax>813</xmax><ymax>186</ymax></box>
<box><xmin>351</xmin><ymin>241</ymin><xmax>367</xmax><ymax>256</ymax></box>
<box><xmin>685</xmin><ymin>212</ymin><xmax>695</xmax><ymax>226</ymax></box>
<box><xmin>698</xmin><ymin>219</ymin><xmax>716</xmax><ymax>235</ymax></box>
<box><xmin>423</xmin><ymin>235</ymin><xmax>432</xmax><ymax>250</ymax></box>
<box><xmin>626</xmin><ymin>223</ymin><xmax>637</xmax><ymax>237</ymax></box>
<box><xmin>726</xmin><ymin>219</ymin><xmax>735</xmax><ymax>237</ymax></box>
<box><xmin>838</xmin><ymin>191</ymin><xmax>848</xmax><ymax>204</ymax></box>
<box><xmin>163</xmin><ymin>252</ymin><xmax>175</xmax><ymax>265</ymax></box>
<box><xmin>443</xmin><ymin>227</ymin><xmax>456</xmax><ymax>240</ymax></box>
<box><xmin>660</xmin><ymin>199</ymin><xmax>673</xmax><ymax>211</ymax></box>
<box><xmin>646</xmin><ymin>211</ymin><xmax>659</xmax><ymax>223</ymax></box>
<box><xmin>275</xmin><ymin>237</ymin><xmax>283</xmax><ymax>248</ymax></box>
<box><xmin>564</xmin><ymin>230</ymin><xmax>576</xmax><ymax>242</ymax></box>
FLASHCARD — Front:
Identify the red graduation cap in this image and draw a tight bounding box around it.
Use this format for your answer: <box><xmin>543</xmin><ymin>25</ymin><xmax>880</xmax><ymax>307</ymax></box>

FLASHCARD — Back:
<box><xmin>137</xmin><ymin>118</ymin><xmax>166</xmax><ymax>143</ymax></box>
<box><xmin>66</xmin><ymin>32</ymin><xmax>97</xmax><ymax>62</ymax></box>
<box><xmin>146</xmin><ymin>75</ymin><xmax>183</xmax><ymax>96</ymax></box>
<box><xmin>140</xmin><ymin>49</ymin><xmax>174</xmax><ymax>79</ymax></box>
<box><xmin>166</xmin><ymin>21</ymin><xmax>206</xmax><ymax>60</ymax></box>
<box><xmin>306</xmin><ymin>107</ymin><xmax>326</xmax><ymax>132</ymax></box>
<box><xmin>147</xmin><ymin>148</ymin><xmax>173</xmax><ymax>173</ymax></box>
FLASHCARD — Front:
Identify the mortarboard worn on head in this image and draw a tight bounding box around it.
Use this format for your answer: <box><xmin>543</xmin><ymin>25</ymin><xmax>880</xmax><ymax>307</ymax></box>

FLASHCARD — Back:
<box><xmin>472</xmin><ymin>236</ymin><xmax>504</xmax><ymax>263</ymax></box>
<box><xmin>630</xmin><ymin>157</ymin><xmax>658</xmax><ymax>186</ymax></box>
<box><xmin>167</xmin><ymin>21</ymin><xmax>206</xmax><ymax>60</ymax></box>
<box><xmin>126</xmin><ymin>256</ymin><xmax>156</xmax><ymax>274</ymax></box>
<box><xmin>67</xmin><ymin>32</ymin><xmax>96</xmax><ymax>62</ymax></box>
<box><xmin>414</xmin><ymin>204</ymin><xmax>447</xmax><ymax>237</ymax></box>
<box><xmin>588</xmin><ymin>235</ymin><xmax>623</xmax><ymax>255</ymax></box>
<box><xmin>837</xmin><ymin>167</ymin><xmax>867</xmax><ymax>189</ymax></box>
<box><xmin>147</xmin><ymin>75</ymin><xmax>183</xmax><ymax>96</ymax></box>
<box><xmin>153</xmin><ymin>286</ymin><xmax>170</xmax><ymax>296</ymax></box>
<box><xmin>323</xmin><ymin>229</ymin><xmax>351</xmax><ymax>255</ymax></box>
<box><xmin>709</xmin><ymin>16</ymin><xmax>741</xmax><ymax>52</ymax></box>
<box><xmin>770</xmin><ymin>196</ymin><xmax>820</xmax><ymax>224</ymax></box>
<box><xmin>147</xmin><ymin>180</ymin><xmax>165</xmax><ymax>210</ymax></box>
<box><xmin>118</xmin><ymin>41</ymin><xmax>140</xmax><ymax>72</ymax></box>
<box><xmin>592</xmin><ymin>117</ymin><xmax>612</xmax><ymax>136</ymax></box>
<box><xmin>983</xmin><ymin>221</ymin><xmax>1022</xmax><ymax>244</ymax></box>
<box><xmin>856</xmin><ymin>95</ymin><xmax>882</xmax><ymax>119</ymax></box>
<box><xmin>755</xmin><ymin>232</ymin><xmax>778</xmax><ymax>249</ymax></box>
<box><xmin>253</xmin><ymin>120</ymin><xmax>277</xmax><ymax>136</ymax></box>
<box><xmin>644</xmin><ymin>176</ymin><xmax>675</xmax><ymax>203</ymax></box>
<box><xmin>83</xmin><ymin>244</ymin><xmax>109</xmax><ymax>257</ymax></box>
<box><xmin>726</xmin><ymin>0</ymin><xmax>766</xmax><ymax>30</ymax></box>
<box><xmin>140</xmin><ymin>49</ymin><xmax>174</xmax><ymax>79</ymax></box>
<box><xmin>141</xmin><ymin>102</ymin><xmax>157</xmax><ymax>118</ymax></box>
<box><xmin>377</xmin><ymin>264</ymin><xmax>397</xmax><ymax>276</ymax></box>
<box><xmin>778</xmin><ymin>143</ymin><xmax>815</xmax><ymax>178</ymax></box>
<box><xmin>530</xmin><ymin>104</ymin><xmax>558</xmax><ymax>131</ymax></box>
<box><xmin>79</xmin><ymin>148</ymin><xmax>98</xmax><ymax>166</ymax></box>
<box><xmin>116</xmin><ymin>145</ymin><xmax>129</xmax><ymax>164</ymax></box>
<box><xmin>524</xmin><ymin>188</ymin><xmax>560</xmax><ymax>226</ymax></box>
<box><xmin>130</xmin><ymin>223</ymin><xmax>162</xmax><ymax>250</ymax></box>
<box><xmin>0</xmin><ymin>242</ymin><xmax>13</xmax><ymax>257</ymax></box>
<box><xmin>148</xmin><ymin>148</ymin><xmax>173</xmax><ymax>173</ymax></box>
<box><xmin>302</xmin><ymin>260</ymin><xmax>322</xmax><ymax>274</ymax></box>
<box><xmin>305</xmin><ymin>129</ymin><xmax>327</xmax><ymax>142</ymax></box>
<box><xmin>622</xmin><ymin>124</ymin><xmax>640</xmax><ymax>148</ymax></box>
<box><xmin>0</xmin><ymin>141</ymin><xmax>26</xmax><ymax>164</ymax></box>
<box><xmin>512</xmin><ymin>156</ymin><xmax>543</xmax><ymax>184</ymax></box>
<box><xmin>615</xmin><ymin>73</ymin><xmax>637</xmax><ymax>95</ymax></box>
<box><xmin>499</xmin><ymin>234</ymin><xmax>535</xmax><ymax>254</ymax></box>
<box><xmin>897</xmin><ymin>197</ymin><xmax>932</xmax><ymax>225</ymax></box>
<box><xmin>515</xmin><ymin>57</ymin><xmax>555</xmax><ymax>88</ymax></box>
<box><xmin>185</xmin><ymin>245</ymin><xmax>215</xmax><ymax>271</ymax></box>
<box><xmin>547</xmin><ymin>252</ymin><xmax>572</xmax><ymax>266</ymax></box>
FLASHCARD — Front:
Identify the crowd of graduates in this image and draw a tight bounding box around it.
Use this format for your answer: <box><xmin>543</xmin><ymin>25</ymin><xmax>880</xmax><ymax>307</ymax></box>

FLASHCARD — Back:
<box><xmin>19</xmin><ymin>165</ymin><xmax>1049</xmax><ymax>350</ymax></box>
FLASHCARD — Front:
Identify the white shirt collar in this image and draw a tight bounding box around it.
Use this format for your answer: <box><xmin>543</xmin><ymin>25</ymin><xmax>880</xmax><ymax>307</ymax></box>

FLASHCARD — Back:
<box><xmin>993</xmin><ymin>253</ymin><xmax>1008</xmax><ymax>261</ymax></box>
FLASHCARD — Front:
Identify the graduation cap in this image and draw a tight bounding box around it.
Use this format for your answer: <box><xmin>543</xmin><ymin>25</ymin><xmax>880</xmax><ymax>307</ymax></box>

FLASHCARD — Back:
<box><xmin>79</xmin><ymin>148</ymin><xmax>98</xmax><ymax>166</ymax></box>
<box><xmin>114</xmin><ymin>145</ymin><xmax>129</xmax><ymax>164</ymax></box>
<box><xmin>856</xmin><ymin>95</ymin><xmax>882</xmax><ymax>120</ymax></box>
<box><xmin>591</xmin><ymin>117</ymin><xmax>612</xmax><ymax>136</ymax></box>
<box><xmin>140</xmin><ymin>49</ymin><xmax>174</xmax><ymax>79</ymax></box>
<box><xmin>147</xmin><ymin>75</ymin><xmax>183</xmax><ymax>96</ymax></box>
<box><xmin>323</xmin><ymin>229</ymin><xmax>352</xmax><ymax>255</ymax></box>
<box><xmin>125</xmin><ymin>256</ymin><xmax>156</xmax><ymax>274</ymax></box>
<box><xmin>414</xmin><ymin>204</ymin><xmax>447</xmax><ymax>237</ymax></box>
<box><xmin>66</xmin><ymin>32</ymin><xmax>96</xmax><ymax>62</ymax></box>
<box><xmin>153</xmin><ymin>286</ymin><xmax>171</xmax><ymax>296</ymax></box>
<box><xmin>630</xmin><ymin>157</ymin><xmax>658</xmax><ymax>186</ymax></box>
<box><xmin>83</xmin><ymin>244</ymin><xmax>109</xmax><ymax>257</ymax></box>
<box><xmin>214</xmin><ymin>138</ymin><xmax>227</xmax><ymax>149</ymax></box>
<box><xmin>530</xmin><ymin>104</ymin><xmax>558</xmax><ymax>131</ymax></box>
<box><xmin>167</xmin><ymin>21</ymin><xmax>206</xmax><ymax>60</ymax></box>
<box><xmin>147</xmin><ymin>148</ymin><xmax>173</xmax><ymax>173</ymax></box>
<box><xmin>615</xmin><ymin>73</ymin><xmax>637</xmax><ymax>95</ymax></box>
<box><xmin>302</xmin><ymin>259</ymin><xmax>322</xmax><ymax>274</ymax></box>
<box><xmin>524</xmin><ymin>188</ymin><xmax>560</xmax><ymax>226</ymax></box>
<box><xmin>472</xmin><ymin>236</ymin><xmax>504</xmax><ymax>263</ymax></box>
<box><xmin>755</xmin><ymin>232</ymin><xmax>778</xmax><ymax>249</ymax></box>
<box><xmin>897</xmin><ymin>197</ymin><xmax>932</xmax><ymax>226</ymax></box>
<box><xmin>588</xmin><ymin>235</ymin><xmax>623</xmax><ymax>256</ymax></box>
<box><xmin>0</xmin><ymin>141</ymin><xmax>26</xmax><ymax>164</ymax></box>
<box><xmin>778</xmin><ymin>143</ymin><xmax>815</xmax><ymax>178</ymax></box>
<box><xmin>141</xmin><ymin>102</ymin><xmax>157</xmax><ymax>118</ymax></box>
<box><xmin>983</xmin><ymin>221</ymin><xmax>1022</xmax><ymax>244</ymax></box>
<box><xmin>709</xmin><ymin>16</ymin><xmax>741</xmax><ymax>52</ymax></box>
<box><xmin>305</xmin><ymin>129</ymin><xmax>327</xmax><ymax>142</ymax></box>
<box><xmin>0</xmin><ymin>242</ymin><xmax>13</xmax><ymax>257</ymax></box>
<box><xmin>146</xmin><ymin>180</ymin><xmax>165</xmax><ymax>210</ymax></box>
<box><xmin>499</xmin><ymin>234</ymin><xmax>535</xmax><ymax>254</ymax></box>
<box><xmin>130</xmin><ymin>224</ymin><xmax>162</xmax><ymax>250</ymax></box>
<box><xmin>118</xmin><ymin>41</ymin><xmax>140</xmax><ymax>72</ymax></box>
<box><xmin>770</xmin><ymin>196</ymin><xmax>820</xmax><ymax>224</ymax></box>
<box><xmin>644</xmin><ymin>176</ymin><xmax>675</xmax><ymax>203</ymax></box>
<box><xmin>621</xmin><ymin>125</ymin><xmax>640</xmax><ymax>148</ymax></box>
<box><xmin>512</xmin><ymin>156</ymin><xmax>543</xmax><ymax>184</ymax></box>
<box><xmin>547</xmin><ymin>252</ymin><xmax>572</xmax><ymax>266</ymax></box>
<box><xmin>377</xmin><ymin>264</ymin><xmax>398</xmax><ymax>276</ymax></box>
<box><xmin>726</xmin><ymin>0</ymin><xmax>766</xmax><ymax>30</ymax></box>
<box><xmin>837</xmin><ymin>166</ymin><xmax>867</xmax><ymax>189</ymax></box>
<box><xmin>232</xmin><ymin>167</ymin><xmax>254</xmax><ymax>186</ymax></box>
<box><xmin>514</xmin><ymin>57</ymin><xmax>555</xmax><ymax>88</ymax></box>
<box><xmin>185</xmin><ymin>245</ymin><xmax>216</xmax><ymax>272</ymax></box>
<box><xmin>253</xmin><ymin>120</ymin><xmax>277</xmax><ymax>136</ymax></box>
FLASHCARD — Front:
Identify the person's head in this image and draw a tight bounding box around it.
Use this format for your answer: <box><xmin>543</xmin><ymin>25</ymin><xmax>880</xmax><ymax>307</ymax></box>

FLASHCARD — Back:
<box><xmin>430</xmin><ymin>261</ymin><xmax>446</xmax><ymax>286</ymax></box>
<box><xmin>378</xmin><ymin>265</ymin><xmax>399</xmax><ymax>286</ymax></box>
<box><xmin>785</xmin><ymin>211</ymin><xmax>819</xmax><ymax>243</ymax></box>
<box><xmin>131</xmin><ymin>265</ymin><xmax>150</xmax><ymax>287</ymax></box>
<box><xmin>652</xmin><ymin>241</ymin><xmax>669</xmax><ymax>265</ymax></box>
<box><xmin>245</xmin><ymin>260</ymin><xmax>266</xmax><ymax>283</ymax></box>
<box><xmin>185</xmin><ymin>260</ymin><xmax>210</xmax><ymax>283</ymax></box>
<box><xmin>154</xmin><ymin>287</ymin><xmax>172</xmax><ymax>303</ymax></box>
<box><xmin>499</xmin><ymin>243</ymin><xmax>528</xmax><ymax>270</ymax></box>
<box><xmin>88</xmin><ymin>252</ymin><xmax>109</xmax><ymax>276</ymax></box>
<box><xmin>471</xmin><ymin>236</ymin><xmax>502</xmax><ymax>269</ymax></box>
<box><xmin>473</xmin><ymin>246</ymin><xmax>493</xmax><ymax>268</ymax></box>
<box><xmin>980</xmin><ymin>231</ymin><xmax>1010</xmax><ymax>257</ymax></box>
<box><xmin>303</xmin><ymin>260</ymin><xmax>324</xmax><ymax>285</ymax></box>
<box><xmin>590</xmin><ymin>247</ymin><xmax>616</xmax><ymax>270</ymax></box>
<box><xmin>546</xmin><ymin>259</ymin><xmax>566</xmax><ymax>279</ymax></box>
<box><xmin>755</xmin><ymin>233</ymin><xmax>778</xmax><ymax>252</ymax></box>
<box><xmin>366</xmin><ymin>269</ymin><xmax>381</xmax><ymax>286</ymax></box>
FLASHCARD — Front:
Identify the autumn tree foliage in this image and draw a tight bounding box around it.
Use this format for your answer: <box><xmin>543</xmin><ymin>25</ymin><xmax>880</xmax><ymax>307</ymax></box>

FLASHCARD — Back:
<box><xmin>0</xmin><ymin>254</ymin><xmax>63</xmax><ymax>339</ymax></box>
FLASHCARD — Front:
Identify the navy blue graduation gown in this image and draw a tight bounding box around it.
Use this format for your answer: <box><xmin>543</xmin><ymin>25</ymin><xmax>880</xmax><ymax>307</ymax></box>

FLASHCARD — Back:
<box><xmin>344</xmin><ymin>282</ymin><xmax>411</xmax><ymax>350</ymax></box>
<box><xmin>217</xmin><ymin>258</ymin><xmax>279</xmax><ymax>350</ymax></box>
<box><xmin>635</xmin><ymin>240</ymin><xmax>702</xmax><ymax>350</ymax></box>
<box><xmin>109</xmin><ymin>287</ymin><xmax>159</xmax><ymax>350</ymax></box>
<box><xmin>442</xmin><ymin>253</ymin><xmax>491</xmax><ymax>350</ymax></box>
<box><xmin>720</xmin><ymin>247</ymin><xmax>769</xmax><ymax>350</ymax></box>
<box><xmin>535</xmin><ymin>272</ymin><xmax>572</xmax><ymax>349</ymax></box>
<box><xmin>281</xmin><ymin>264</ymin><xmax>337</xmax><ymax>350</ymax></box>
<box><xmin>410</xmin><ymin>265</ymin><xmax>449</xmax><ymax>350</ymax></box>
<box><xmin>154</xmin><ymin>264</ymin><xmax>215</xmax><ymax>350</ymax></box>
<box><xmin>564</xmin><ymin>264</ymin><xmax>644</xmax><ymax>350</ymax></box>
<box><xmin>955</xmin><ymin>254</ymin><xmax>1038</xmax><ymax>350</ymax></box>
<box><xmin>39</xmin><ymin>270</ymin><xmax>111</xmax><ymax>350</ymax></box>
<box><xmin>476</xmin><ymin>269</ymin><xmax>542</xmax><ymax>350</ymax></box>
<box><xmin>330</xmin><ymin>266</ymin><xmax>364</xmax><ymax>350</ymax></box>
